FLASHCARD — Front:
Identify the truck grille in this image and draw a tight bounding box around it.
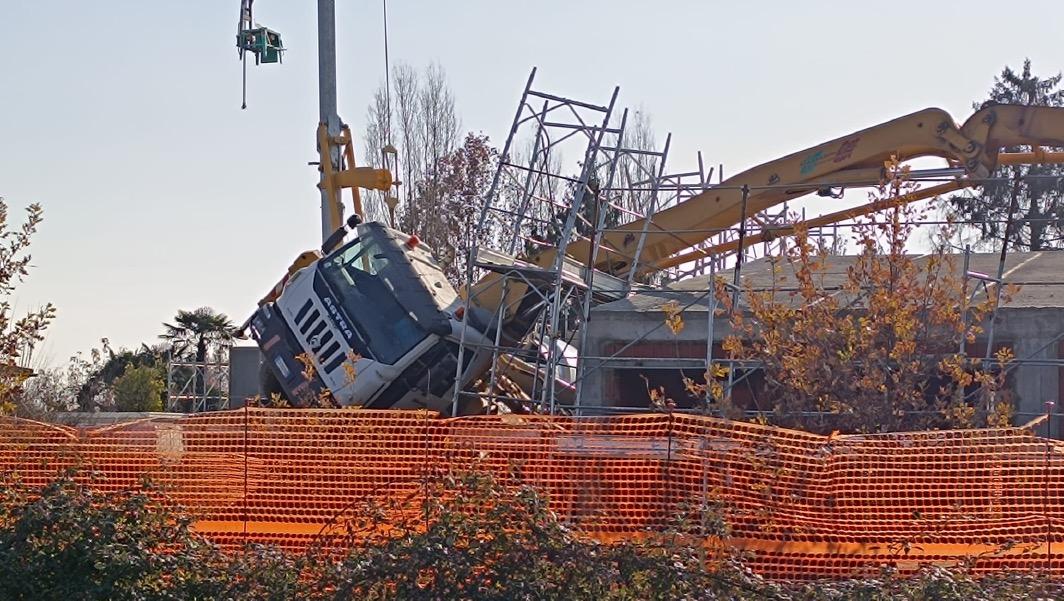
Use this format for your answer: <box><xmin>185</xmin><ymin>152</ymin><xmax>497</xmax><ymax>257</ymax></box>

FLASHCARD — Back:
<box><xmin>294</xmin><ymin>300</ymin><xmax>345</xmax><ymax>373</ymax></box>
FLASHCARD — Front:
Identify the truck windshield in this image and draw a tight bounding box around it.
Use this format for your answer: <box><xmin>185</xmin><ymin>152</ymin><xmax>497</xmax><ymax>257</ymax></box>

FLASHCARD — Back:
<box><xmin>319</xmin><ymin>237</ymin><xmax>427</xmax><ymax>365</ymax></box>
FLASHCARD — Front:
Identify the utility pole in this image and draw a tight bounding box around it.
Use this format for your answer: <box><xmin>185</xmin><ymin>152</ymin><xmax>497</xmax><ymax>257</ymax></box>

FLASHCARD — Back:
<box><xmin>239</xmin><ymin>1</ymin><xmax>389</xmax><ymax>244</ymax></box>
<box><xmin>317</xmin><ymin>0</ymin><xmax>343</xmax><ymax>244</ymax></box>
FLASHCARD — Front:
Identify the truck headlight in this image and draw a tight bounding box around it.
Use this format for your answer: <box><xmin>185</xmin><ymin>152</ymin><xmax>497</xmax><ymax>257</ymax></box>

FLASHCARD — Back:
<box><xmin>273</xmin><ymin>356</ymin><xmax>291</xmax><ymax>379</ymax></box>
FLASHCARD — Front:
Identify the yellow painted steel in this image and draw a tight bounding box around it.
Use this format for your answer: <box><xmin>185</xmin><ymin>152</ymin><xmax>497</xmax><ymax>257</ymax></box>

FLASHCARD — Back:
<box><xmin>317</xmin><ymin>123</ymin><xmax>392</xmax><ymax>236</ymax></box>
<box><xmin>342</xmin><ymin>124</ymin><xmax>364</xmax><ymax>218</ymax></box>
<box><xmin>654</xmin><ymin>150</ymin><xmax>1064</xmax><ymax>271</ymax></box>
<box><xmin>998</xmin><ymin>149</ymin><xmax>1064</xmax><ymax>165</ymax></box>
<box><xmin>317</xmin><ymin>123</ymin><xmax>344</xmax><ymax>236</ymax></box>
<box><xmin>579</xmin><ymin>105</ymin><xmax>1064</xmax><ymax>276</ymax></box>
<box><xmin>468</xmin><ymin>104</ymin><xmax>1064</xmax><ymax>322</ymax></box>
<box><xmin>258</xmin><ymin>250</ymin><xmax>322</xmax><ymax>306</ymax></box>
<box><xmin>332</xmin><ymin>166</ymin><xmax>392</xmax><ymax>192</ymax></box>
<box><xmin>651</xmin><ymin>181</ymin><xmax>966</xmax><ymax>271</ymax></box>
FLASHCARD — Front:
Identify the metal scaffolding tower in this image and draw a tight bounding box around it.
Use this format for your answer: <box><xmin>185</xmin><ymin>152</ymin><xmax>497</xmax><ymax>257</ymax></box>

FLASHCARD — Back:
<box><xmin>453</xmin><ymin>68</ymin><xmax>693</xmax><ymax>414</ymax></box>
<box><xmin>167</xmin><ymin>351</ymin><xmax>231</xmax><ymax>413</ymax></box>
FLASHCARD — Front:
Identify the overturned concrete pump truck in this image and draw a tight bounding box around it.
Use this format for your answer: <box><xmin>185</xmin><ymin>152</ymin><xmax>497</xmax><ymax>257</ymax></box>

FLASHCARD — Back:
<box><xmin>239</xmin><ymin>96</ymin><xmax>1064</xmax><ymax>415</ymax></box>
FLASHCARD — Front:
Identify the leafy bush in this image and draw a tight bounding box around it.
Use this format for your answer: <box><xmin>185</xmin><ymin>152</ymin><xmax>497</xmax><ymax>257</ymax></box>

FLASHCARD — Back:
<box><xmin>112</xmin><ymin>364</ymin><xmax>165</xmax><ymax>412</ymax></box>
<box><xmin>0</xmin><ymin>473</ymin><xmax>213</xmax><ymax>599</ymax></box>
<box><xmin>308</xmin><ymin>470</ymin><xmax>758</xmax><ymax>600</ymax></box>
<box><xmin>786</xmin><ymin>566</ymin><xmax>1063</xmax><ymax>600</ymax></box>
<box><xmin>0</xmin><ymin>473</ymin><xmax>301</xmax><ymax>600</ymax></box>
<box><xmin>0</xmin><ymin>471</ymin><xmax>1058</xmax><ymax>600</ymax></box>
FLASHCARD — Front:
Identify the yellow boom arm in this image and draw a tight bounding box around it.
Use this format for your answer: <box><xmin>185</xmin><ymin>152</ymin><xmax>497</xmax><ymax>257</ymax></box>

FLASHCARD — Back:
<box><xmin>574</xmin><ymin>104</ymin><xmax>1064</xmax><ymax>276</ymax></box>
<box><xmin>468</xmin><ymin>104</ymin><xmax>1064</xmax><ymax>321</ymax></box>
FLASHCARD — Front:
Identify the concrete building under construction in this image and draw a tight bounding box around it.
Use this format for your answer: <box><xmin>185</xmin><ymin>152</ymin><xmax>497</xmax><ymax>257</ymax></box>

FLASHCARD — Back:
<box><xmin>579</xmin><ymin>250</ymin><xmax>1064</xmax><ymax>435</ymax></box>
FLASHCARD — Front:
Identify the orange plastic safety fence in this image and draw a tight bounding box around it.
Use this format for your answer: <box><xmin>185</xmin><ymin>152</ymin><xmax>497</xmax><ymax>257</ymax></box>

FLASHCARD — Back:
<box><xmin>1</xmin><ymin>409</ymin><xmax>1062</xmax><ymax>580</ymax></box>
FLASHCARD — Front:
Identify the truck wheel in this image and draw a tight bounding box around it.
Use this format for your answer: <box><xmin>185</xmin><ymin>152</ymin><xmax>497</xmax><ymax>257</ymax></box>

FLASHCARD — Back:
<box><xmin>258</xmin><ymin>360</ymin><xmax>285</xmax><ymax>404</ymax></box>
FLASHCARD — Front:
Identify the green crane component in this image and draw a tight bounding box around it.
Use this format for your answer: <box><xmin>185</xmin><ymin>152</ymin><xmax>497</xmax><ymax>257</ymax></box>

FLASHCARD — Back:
<box><xmin>237</xmin><ymin>27</ymin><xmax>285</xmax><ymax>65</ymax></box>
<box><xmin>236</xmin><ymin>0</ymin><xmax>284</xmax><ymax>109</ymax></box>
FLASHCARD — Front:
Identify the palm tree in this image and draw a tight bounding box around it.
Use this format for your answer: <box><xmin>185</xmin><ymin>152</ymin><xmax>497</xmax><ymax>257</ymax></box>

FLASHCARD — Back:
<box><xmin>161</xmin><ymin>307</ymin><xmax>235</xmax><ymax>364</ymax></box>
<box><xmin>162</xmin><ymin>308</ymin><xmax>235</xmax><ymax>411</ymax></box>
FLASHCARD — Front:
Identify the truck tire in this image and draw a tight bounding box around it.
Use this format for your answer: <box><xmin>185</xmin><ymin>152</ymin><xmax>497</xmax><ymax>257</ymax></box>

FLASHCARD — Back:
<box><xmin>258</xmin><ymin>360</ymin><xmax>285</xmax><ymax>402</ymax></box>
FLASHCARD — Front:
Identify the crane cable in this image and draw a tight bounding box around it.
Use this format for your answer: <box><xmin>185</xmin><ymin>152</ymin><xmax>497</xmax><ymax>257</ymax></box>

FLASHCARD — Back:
<box><xmin>383</xmin><ymin>0</ymin><xmax>392</xmax><ymax>144</ymax></box>
<box><xmin>381</xmin><ymin>0</ymin><xmax>399</xmax><ymax>225</ymax></box>
<box><xmin>241</xmin><ymin>44</ymin><xmax>248</xmax><ymax>110</ymax></box>
<box><xmin>240</xmin><ymin>0</ymin><xmax>253</xmax><ymax>109</ymax></box>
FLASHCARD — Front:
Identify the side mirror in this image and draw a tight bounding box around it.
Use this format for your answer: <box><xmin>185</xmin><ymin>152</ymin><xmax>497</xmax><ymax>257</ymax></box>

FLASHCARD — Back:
<box><xmin>322</xmin><ymin>214</ymin><xmax>363</xmax><ymax>254</ymax></box>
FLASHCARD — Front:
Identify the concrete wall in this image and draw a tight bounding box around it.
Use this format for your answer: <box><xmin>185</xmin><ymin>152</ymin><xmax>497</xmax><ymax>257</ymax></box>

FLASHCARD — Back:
<box><xmin>581</xmin><ymin>290</ymin><xmax>722</xmax><ymax>410</ymax></box>
<box><xmin>48</xmin><ymin>412</ymin><xmax>179</xmax><ymax>428</ymax></box>
<box><xmin>992</xmin><ymin>308</ymin><xmax>1064</xmax><ymax>433</ymax></box>
<box><xmin>229</xmin><ymin>345</ymin><xmax>263</xmax><ymax>408</ymax></box>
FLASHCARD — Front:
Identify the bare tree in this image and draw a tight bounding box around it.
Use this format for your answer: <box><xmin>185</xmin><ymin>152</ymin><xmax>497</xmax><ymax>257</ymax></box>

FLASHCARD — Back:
<box><xmin>418</xmin><ymin>63</ymin><xmax>460</xmax><ymax>187</ymax></box>
<box><xmin>361</xmin><ymin>87</ymin><xmax>391</xmax><ymax>223</ymax></box>
<box><xmin>392</xmin><ymin>64</ymin><xmax>424</xmax><ymax>220</ymax></box>
<box><xmin>362</xmin><ymin>62</ymin><xmax>461</xmax><ymax>235</ymax></box>
<box><xmin>616</xmin><ymin>108</ymin><xmax>660</xmax><ymax>218</ymax></box>
<box><xmin>403</xmin><ymin>63</ymin><xmax>459</xmax><ymax>245</ymax></box>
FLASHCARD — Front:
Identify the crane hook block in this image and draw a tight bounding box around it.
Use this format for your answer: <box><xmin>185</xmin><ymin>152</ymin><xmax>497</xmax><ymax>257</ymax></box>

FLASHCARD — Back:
<box><xmin>237</xmin><ymin>27</ymin><xmax>285</xmax><ymax>65</ymax></box>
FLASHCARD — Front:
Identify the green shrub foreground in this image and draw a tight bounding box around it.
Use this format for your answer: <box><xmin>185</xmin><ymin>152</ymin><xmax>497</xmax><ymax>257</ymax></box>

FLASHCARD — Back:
<box><xmin>0</xmin><ymin>471</ymin><xmax>1058</xmax><ymax>600</ymax></box>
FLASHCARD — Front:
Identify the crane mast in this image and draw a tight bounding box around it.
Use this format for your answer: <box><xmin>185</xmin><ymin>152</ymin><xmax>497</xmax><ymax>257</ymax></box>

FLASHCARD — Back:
<box><xmin>317</xmin><ymin>0</ymin><xmax>344</xmax><ymax>244</ymax></box>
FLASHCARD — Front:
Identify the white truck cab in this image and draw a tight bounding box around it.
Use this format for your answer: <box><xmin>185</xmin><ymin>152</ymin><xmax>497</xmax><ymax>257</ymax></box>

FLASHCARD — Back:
<box><xmin>247</xmin><ymin>222</ymin><xmax>492</xmax><ymax>413</ymax></box>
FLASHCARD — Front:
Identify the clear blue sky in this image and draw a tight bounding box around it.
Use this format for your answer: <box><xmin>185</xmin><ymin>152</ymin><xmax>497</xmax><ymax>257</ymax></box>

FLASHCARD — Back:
<box><xmin>2</xmin><ymin>1</ymin><xmax>1062</xmax><ymax>366</ymax></box>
